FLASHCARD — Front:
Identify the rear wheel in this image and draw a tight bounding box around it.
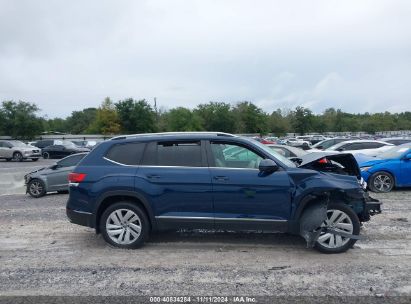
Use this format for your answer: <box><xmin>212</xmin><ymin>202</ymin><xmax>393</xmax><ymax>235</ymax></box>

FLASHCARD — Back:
<box><xmin>314</xmin><ymin>203</ymin><xmax>360</xmax><ymax>254</ymax></box>
<box><xmin>100</xmin><ymin>202</ymin><xmax>149</xmax><ymax>249</ymax></box>
<box><xmin>27</xmin><ymin>179</ymin><xmax>46</xmax><ymax>198</ymax></box>
<box><xmin>13</xmin><ymin>152</ymin><xmax>23</xmax><ymax>162</ymax></box>
<box><xmin>369</xmin><ymin>171</ymin><xmax>394</xmax><ymax>193</ymax></box>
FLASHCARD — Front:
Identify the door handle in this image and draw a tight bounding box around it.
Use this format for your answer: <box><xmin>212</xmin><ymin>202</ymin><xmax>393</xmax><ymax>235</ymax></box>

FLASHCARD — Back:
<box><xmin>213</xmin><ymin>175</ymin><xmax>229</xmax><ymax>181</ymax></box>
<box><xmin>146</xmin><ymin>174</ymin><xmax>161</xmax><ymax>179</ymax></box>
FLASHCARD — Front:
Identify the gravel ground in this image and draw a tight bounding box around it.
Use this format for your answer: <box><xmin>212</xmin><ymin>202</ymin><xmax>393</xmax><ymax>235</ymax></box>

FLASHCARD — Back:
<box><xmin>0</xmin><ymin>161</ymin><xmax>410</xmax><ymax>297</ymax></box>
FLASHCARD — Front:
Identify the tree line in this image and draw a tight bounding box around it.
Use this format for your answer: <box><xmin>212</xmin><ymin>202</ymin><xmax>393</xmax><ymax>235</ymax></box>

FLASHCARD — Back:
<box><xmin>1</xmin><ymin>98</ymin><xmax>411</xmax><ymax>139</ymax></box>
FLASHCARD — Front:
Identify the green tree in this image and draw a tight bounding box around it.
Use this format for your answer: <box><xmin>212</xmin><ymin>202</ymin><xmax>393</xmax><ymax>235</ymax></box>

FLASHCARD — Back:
<box><xmin>0</xmin><ymin>100</ymin><xmax>43</xmax><ymax>139</ymax></box>
<box><xmin>233</xmin><ymin>101</ymin><xmax>269</xmax><ymax>134</ymax></box>
<box><xmin>268</xmin><ymin>109</ymin><xmax>290</xmax><ymax>136</ymax></box>
<box><xmin>66</xmin><ymin>108</ymin><xmax>97</xmax><ymax>134</ymax></box>
<box><xmin>88</xmin><ymin>97</ymin><xmax>121</xmax><ymax>135</ymax></box>
<box><xmin>115</xmin><ymin>98</ymin><xmax>157</xmax><ymax>134</ymax></box>
<box><xmin>291</xmin><ymin>106</ymin><xmax>313</xmax><ymax>135</ymax></box>
<box><xmin>163</xmin><ymin>107</ymin><xmax>202</xmax><ymax>131</ymax></box>
<box><xmin>194</xmin><ymin>102</ymin><xmax>236</xmax><ymax>133</ymax></box>
<box><xmin>43</xmin><ymin>118</ymin><xmax>67</xmax><ymax>133</ymax></box>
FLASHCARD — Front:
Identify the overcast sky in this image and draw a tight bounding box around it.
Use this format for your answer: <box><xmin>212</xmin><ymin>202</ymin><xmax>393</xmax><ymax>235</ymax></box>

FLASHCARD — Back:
<box><xmin>0</xmin><ymin>0</ymin><xmax>410</xmax><ymax>118</ymax></box>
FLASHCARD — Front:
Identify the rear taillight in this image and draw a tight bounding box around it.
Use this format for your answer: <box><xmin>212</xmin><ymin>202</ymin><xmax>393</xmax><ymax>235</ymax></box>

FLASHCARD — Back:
<box><xmin>68</xmin><ymin>173</ymin><xmax>87</xmax><ymax>183</ymax></box>
<box><xmin>317</xmin><ymin>158</ymin><xmax>328</xmax><ymax>164</ymax></box>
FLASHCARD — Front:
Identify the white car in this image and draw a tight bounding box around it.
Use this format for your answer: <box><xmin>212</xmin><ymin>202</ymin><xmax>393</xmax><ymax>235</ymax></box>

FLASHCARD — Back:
<box><xmin>326</xmin><ymin>140</ymin><xmax>394</xmax><ymax>157</ymax></box>
<box><xmin>0</xmin><ymin>140</ymin><xmax>41</xmax><ymax>161</ymax></box>
<box><xmin>286</xmin><ymin>138</ymin><xmax>311</xmax><ymax>148</ymax></box>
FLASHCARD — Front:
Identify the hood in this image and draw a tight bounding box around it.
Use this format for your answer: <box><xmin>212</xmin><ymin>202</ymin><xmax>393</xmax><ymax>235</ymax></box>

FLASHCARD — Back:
<box><xmin>297</xmin><ymin>151</ymin><xmax>361</xmax><ymax>178</ymax></box>
<box><xmin>360</xmin><ymin>158</ymin><xmax>392</xmax><ymax>167</ymax></box>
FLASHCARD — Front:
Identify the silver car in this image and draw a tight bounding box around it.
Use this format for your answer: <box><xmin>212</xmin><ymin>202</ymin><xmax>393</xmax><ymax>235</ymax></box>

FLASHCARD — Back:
<box><xmin>25</xmin><ymin>153</ymin><xmax>87</xmax><ymax>198</ymax></box>
<box><xmin>0</xmin><ymin>140</ymin><xmax>41</xmax><ymax>162</ymax></box>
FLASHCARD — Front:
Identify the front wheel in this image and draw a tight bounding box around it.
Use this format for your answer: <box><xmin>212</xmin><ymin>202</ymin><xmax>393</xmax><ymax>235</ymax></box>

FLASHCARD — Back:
<box><xmin>43</xmin><ymin>152</ymin><xmax>50</xmax><ymax>159</ymax></box>
<box><xmin>314</xmin><ymin>203</ymin><xmax>360</xmax><ymax>254</ymax></box>
<box><xmin>13</xmin><ymin>152</ymin><xmax>23</xmax><ymax>162</ymax></box>
<box><xmin>27</xmin><ymin>179</ymin><xmax>46</xmax><ymax>198</ymax></box>
<box><xmin>100</xmin><ymin>202</ymin><xmax>149</xmax><ymax>249</ymax></box>
<box><xmin>369</xmin><ymin>171</ymin><xmax>394</xmax><ymax>193</ymax></box>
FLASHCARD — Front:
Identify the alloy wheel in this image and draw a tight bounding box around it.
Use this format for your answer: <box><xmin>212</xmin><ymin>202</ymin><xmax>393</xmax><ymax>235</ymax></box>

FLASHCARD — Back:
<box><xmin>373</xmin><ymin>174</ymin><xmax>392</xmax><ymax>192</ymax></box>
<box><xmin>13</xmin><ymin>152</ymin><xmax>23</xmax><ymax>161</ymax></box>
<box><xmin>29</xmin><ymin>180</ymin><xmax>44</xmax><ymax>196</ymax></box>
<box><xmin>317</xmin><ymin>209</ymin><xmax>354</xmax><ymax>249</ymax></box>
<box><xmin>105</xmin><ymin>209</ymin><xmax>142</xmax><ymax>245</ymax></box>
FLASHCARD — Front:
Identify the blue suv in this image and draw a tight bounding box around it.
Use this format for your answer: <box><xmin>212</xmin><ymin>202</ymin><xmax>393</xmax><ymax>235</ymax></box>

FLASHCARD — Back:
<box><xmin>66</xmin><ymin>132</ymin><xmax>381</xmax><ymax>253</ymax></box>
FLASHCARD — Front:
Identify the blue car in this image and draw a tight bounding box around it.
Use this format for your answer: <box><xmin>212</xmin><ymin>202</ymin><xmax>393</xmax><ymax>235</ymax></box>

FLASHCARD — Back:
<box><xmin>66</xmin><ymin>132</ymin><xmax>381</xmax><ymax>253</ymax></box>
<box><xmin>360</xmin><ymin>143</ymin><xmax>411</xmax><ymax>192</ymax></box>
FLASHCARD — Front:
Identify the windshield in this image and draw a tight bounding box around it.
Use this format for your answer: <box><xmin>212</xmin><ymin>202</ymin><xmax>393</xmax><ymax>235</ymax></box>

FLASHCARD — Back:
<box><xmin>10</xmin><ymin>141</ymin><xmax>27</xmax><ymax>147</ymax></box>
<box><xmin>244</xmin><ymin>138</ymin><xmax>296</xmax><ymax>167</ymax></box>
<box><xmin>378</xmin><ymin>144</ymin><xmax>411</xmax><ymax>159</ymax></box>
<box><xmin>327</xmin><ymin>141</ymin><xmax>348</xmax><ymax>151</ymax></box>
<box><xmin>62</xmin><ymin>140</ymin><xmax>77</xmax><ymax>148</ymax></box>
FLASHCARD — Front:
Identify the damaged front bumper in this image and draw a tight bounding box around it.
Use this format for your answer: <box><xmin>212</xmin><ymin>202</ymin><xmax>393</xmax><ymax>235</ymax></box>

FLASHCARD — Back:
<box><xmin>360</xmin><ymin>191</ymin><xmax>382</xmax><ymax>221</ymax></box>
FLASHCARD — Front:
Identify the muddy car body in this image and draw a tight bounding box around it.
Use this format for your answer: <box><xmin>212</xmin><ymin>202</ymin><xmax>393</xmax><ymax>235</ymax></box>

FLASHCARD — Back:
<box><xmin>66</xmin><ymin>133</ymin><xmax>381</xmax><ymax>253</ymax></box>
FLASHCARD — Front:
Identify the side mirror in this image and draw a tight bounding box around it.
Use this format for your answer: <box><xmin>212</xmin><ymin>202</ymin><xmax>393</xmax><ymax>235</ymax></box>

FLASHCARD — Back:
<box><xmin>50</xmin><ymin>164</ymin><xmax>59</xmax><ymax>170</ymax></box>
<box><xmin>259</xmin><ymin>159</ymin><xmax>279</xmax><ymax>173</ymax></box>
<box><xmin>404</xmin><ymin>153</ymin><xmax>411</xmax><ymax>160</ymax></box>
<box><xmin>316</xmin><ymin>145</ymin><xmax>323</xmax><ymax>149</ymax></box>
<box><xmin>337</xmin><ymin>148</ymin><xmax>344</xmax><ymax>152</ymax></box>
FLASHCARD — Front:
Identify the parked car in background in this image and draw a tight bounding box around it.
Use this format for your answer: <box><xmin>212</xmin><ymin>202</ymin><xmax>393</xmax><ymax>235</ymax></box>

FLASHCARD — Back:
<box><xmin>66</xmin><ymin>132</ymin><xmax>380</xmax><ymax>253</ymax></box>
<box><xmin>42</xmin><ymin>141</ymin><xmax>90</xmax><ymax>159</ymax></box>
<box><xmin>326</xmin><ymin>140</ymin><xmax>394</xmax><ymax>157</ymax></box>
<box><xmin>0</xmin><ymin>140</ymin><xmax>41</xmax><ymax>162</ymax></box>
<box><xmin>311</xmin><ymin>138</ymin><xmax>349</xmax><ymax>150</ymax></box>
<box><xmin>264</xmin><ymin>136</ymin><xmax>279</xmax><ymax>144</ymax></box>
<box><xmin>25</xmin><ymin>153</ymin><xmax>88</xmax><ymax>198</ymax></box>
<box><xmin>251</xmin><ymin>137</ymin><xmax>275</xmax><ymax>144</ymax></box>
<box><xmin>359</xmin><ymin>143</ymin><xmax>411</xmax><ymax>192</ymax></box>
<box><xmin>309</xmin><ymin>135</ymin><xmax>328</xmax><ymax>145</ymax></box>
<box><xmin>33</xmin><ymin>139</ymin><xmax>63</xmax><ymax>150</ymax></box>
<box><xmin>381</xmin><ymin>137</ymin><xmax>411</xmax><ymax>146</ymax></box>
<box><xmin>286</xmin><ymin>138</ymin><xmax>311</xmax><ymax>149</ymax></box>
<box><xmin>266</xmin><ymin>144</ymin><xmax>307</xmax><ymax>158</ymax></box>
<box><xmin>71</xmin><ymin>140</ymin><xmax>99</xmax><ymax>149</ymax></box>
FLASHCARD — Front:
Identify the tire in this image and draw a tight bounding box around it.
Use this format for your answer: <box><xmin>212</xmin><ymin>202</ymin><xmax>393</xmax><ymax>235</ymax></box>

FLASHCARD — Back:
<box><xmin>27</xmin><ymin>179</ymin><xmax>47</xmax><ymax>198</ymax></box>
<box><xmin>13</xmin><ymin>152</ymin><xmax>23</xmax><ymax>162</ymax></box>
<box><xmin>100</xmin><ymin>202</ymin><xmax>149</xmax><ymax>249</ymax></box>
<box><xmin>43</xmin><ymin>152</ymin><xmax>50</xmax><ymax>159</ymax></box>
<box><xmin>314</xmin><ymin>203</ymin><xmax>360</xmax><ymax>254</ymax></box>
<box><xmin>32</xmin><ymin>158</ymin><xmax>39</xmax><ymax>162</ymax></box>
<box><xmin>369</xmin><ymin>171</ymin><xmax>394</xmax><ymax>193</ymax></box>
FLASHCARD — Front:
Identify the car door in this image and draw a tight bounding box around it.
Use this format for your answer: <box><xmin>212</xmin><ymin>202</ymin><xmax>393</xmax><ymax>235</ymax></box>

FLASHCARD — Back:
<box><xmin>207</xmin><ymin>140</ymin><xmax>292</xmax><ymax>231</ymax></box>
<box><xmin>47</xmin><ymin>154</ymin><xmax>86</xmax><ymax>191</ymax></box>
<box><xmin>137</xmin><ymin>140</ymin><xmax>214</xmax><ymax>230</ymax></box>
<box><xmin>400</xmin><ymin>148</ymin><xmax>411</xmax><ymax>186</ymax></box>
<box><xmin>0</xmin><ymin>142</ymin><xmax>7</xmax><ymax>158</ymax></box>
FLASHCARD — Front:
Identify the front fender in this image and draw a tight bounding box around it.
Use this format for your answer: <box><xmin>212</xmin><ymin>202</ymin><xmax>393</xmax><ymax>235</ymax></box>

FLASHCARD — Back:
<box><xmin>290</xmin><ymin>172</ymin><xmax>364</xmax><ymax>221</ymax></box>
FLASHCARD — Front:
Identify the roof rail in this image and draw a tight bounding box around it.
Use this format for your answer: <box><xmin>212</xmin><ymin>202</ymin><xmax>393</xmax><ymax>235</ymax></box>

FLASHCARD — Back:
<box><xmin>110</xmin><ymin>132</ymin><xmax>235</xmax><ymax>140</ymax></box>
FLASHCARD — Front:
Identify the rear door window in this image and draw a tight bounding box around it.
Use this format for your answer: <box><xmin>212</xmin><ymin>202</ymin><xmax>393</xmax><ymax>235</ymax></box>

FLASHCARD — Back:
<box><xmin>58</xmin><ymin>154</ymin><xmax>87</xmax><ymax>167</ymax></box>
<box><xmin>142</xmin><ymin>141</ymin><xmax>204</xmax><ymax>167</ymax></box>
<box><xmin>105</xmin><ymin>142</ymin><xmax>146</xmax><ymax>165</ymax></box>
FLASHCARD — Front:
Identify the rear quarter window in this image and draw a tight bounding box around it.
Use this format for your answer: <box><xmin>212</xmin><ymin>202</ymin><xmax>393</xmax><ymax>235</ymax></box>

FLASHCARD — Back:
<box><xmin>105</xmin><ymin>142</ymin><xmax>146</xmax><ymax>165</ymax></box>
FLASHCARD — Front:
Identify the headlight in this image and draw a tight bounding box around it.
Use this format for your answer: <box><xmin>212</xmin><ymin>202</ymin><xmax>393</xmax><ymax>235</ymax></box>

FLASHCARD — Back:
<box><xmin>360</xmin><ymin>166</ymin><xmax>371</xmax><ymax>172</ymax></box>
